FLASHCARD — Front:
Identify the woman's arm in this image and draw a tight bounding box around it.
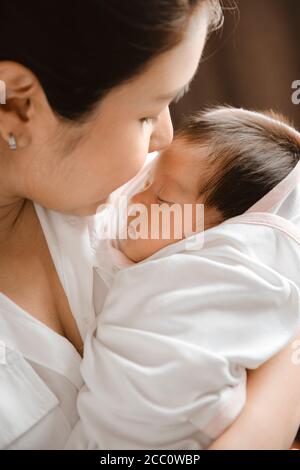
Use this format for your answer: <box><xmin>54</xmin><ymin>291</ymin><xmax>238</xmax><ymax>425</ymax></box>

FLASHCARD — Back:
<box><xmin>209</xmin><ymin>334</ymin><xmax>300</xmax><ymax>450</ymax></box>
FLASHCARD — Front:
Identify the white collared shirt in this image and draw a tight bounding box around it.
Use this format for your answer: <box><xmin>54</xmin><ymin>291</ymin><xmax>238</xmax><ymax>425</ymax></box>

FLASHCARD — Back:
<box><xmin>0</xmin><ymin>153</ymin><xmax>156</xmax><ymax>450</ymax></box>
<box><xmin>0</xmin><ymin>202</ymin><xmax>106</xmax><ymax>449</ymax></box>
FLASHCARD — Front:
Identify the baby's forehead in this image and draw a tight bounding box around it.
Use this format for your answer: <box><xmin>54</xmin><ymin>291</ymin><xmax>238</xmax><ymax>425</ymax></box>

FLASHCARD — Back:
<box><xmin>159</xmin><ymin>137</ymin><xmax>207</xmax><ymax>165</ymax></box>
<box><xmin>172</xmin><ymin>133</ymin><xmax>210</xmax><ymax>153</ymax></box>
<box><xmin>153</xmin><ymin>138</ymin><xmax>214</xmax><ymax>186</ymax></box>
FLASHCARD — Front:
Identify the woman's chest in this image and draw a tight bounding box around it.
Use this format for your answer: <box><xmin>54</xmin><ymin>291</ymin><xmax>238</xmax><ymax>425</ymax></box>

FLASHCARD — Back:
<box><xmin>0</xmin><ymin>234</ymin><xmax>84</xmax><ymax>355</ymax></box>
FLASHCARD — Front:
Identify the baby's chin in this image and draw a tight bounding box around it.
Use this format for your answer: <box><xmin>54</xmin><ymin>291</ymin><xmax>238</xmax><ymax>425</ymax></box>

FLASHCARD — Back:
<box><xmin>117</xmin><ymin>237</ymin><xmax>145</xmax><ymax>263</ymax></box>
<box><xmin>118</xmin><ymin>233</ymin><xmax>179</xmax><ymax>264</ymax></box>
<box><xmin>118</xmin><ymin>233</ymin><xmax>170</xmax><ymax>263</ymax></box>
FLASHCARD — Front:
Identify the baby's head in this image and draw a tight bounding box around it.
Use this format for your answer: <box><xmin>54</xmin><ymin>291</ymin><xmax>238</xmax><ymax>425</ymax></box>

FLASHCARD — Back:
<box><xmin>118</xmin><ymin>106</ymin><xmax>300</xmax><ymax>262</ymax></box>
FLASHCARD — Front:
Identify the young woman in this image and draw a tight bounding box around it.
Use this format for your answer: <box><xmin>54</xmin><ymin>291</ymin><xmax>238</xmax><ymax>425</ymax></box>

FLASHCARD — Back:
<box><xmin>0</xmin><ymin>0</ymin><xmax>299</xmax><ymax>449</ymax></box>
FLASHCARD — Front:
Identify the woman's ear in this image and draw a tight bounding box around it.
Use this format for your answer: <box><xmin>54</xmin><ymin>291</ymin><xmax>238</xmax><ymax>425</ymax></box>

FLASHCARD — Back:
<box><xmin>0</xmin><ymin>61</ymin><xmax>37</xmax><ymax>149</ymax></box>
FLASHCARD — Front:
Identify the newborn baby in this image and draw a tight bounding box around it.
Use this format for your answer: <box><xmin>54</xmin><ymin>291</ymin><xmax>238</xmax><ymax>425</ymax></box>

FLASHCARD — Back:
<box><xmin>116</xmin><ymin>106</ymin><xmax>300</xmax><ymax>263</ymax></box>
<box><xmin>75</xmin><ymin>107</ymin><xmax>300</xmax><ymax>450</ymax></box>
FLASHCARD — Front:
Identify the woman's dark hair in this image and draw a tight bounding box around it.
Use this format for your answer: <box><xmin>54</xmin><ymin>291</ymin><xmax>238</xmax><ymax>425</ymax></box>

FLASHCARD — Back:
<box><xmin>0</xmin><ymin>0</ymin><xmax>222</xmax><ymax>122</ymax></box>
<box><xmin>176</xmin><ymin>106</ymin><xmax>300</xmax><ymax>221</ymax></box>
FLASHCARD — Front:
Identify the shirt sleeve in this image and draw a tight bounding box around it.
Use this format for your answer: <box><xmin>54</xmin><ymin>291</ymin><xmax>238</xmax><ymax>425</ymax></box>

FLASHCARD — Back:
<box><xmin>77</xmin><ymin>239</ymin><xmax>300</xmax><ymax>449</ymax></box>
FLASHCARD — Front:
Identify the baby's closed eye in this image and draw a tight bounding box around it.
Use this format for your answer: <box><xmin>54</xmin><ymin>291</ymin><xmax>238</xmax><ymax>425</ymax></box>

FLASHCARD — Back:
<box><xmin>156</xmin><ymin>196</ymin><xmax>175</xmax><ymax>206</ymax></box>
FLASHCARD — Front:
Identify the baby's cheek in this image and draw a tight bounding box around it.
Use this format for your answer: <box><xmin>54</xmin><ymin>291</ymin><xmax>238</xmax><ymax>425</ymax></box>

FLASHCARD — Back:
<box><xmin>122</xmin><ymin>205</ymin><xmax>186</xmax><ymax>262</ymax></box>
<box><xmin>119</xmin><ymin>237</ymin><xmax>154</xmax><ymax>263</ymax></box>
<box><xmin>121</xmin><ymin>237</ymin><xmax>171</xmax><ymax>263</ymax></box>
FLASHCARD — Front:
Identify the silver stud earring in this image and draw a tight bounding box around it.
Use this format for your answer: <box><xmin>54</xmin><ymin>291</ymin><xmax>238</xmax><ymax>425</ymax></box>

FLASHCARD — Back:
<box><xmin>8</xmin><ymin>133</ymin><xmax>17</xmax><ymax>150</ymax></box>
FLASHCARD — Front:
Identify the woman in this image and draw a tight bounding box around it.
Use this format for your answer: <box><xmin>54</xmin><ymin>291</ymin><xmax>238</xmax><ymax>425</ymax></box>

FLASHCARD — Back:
<box><xmin>0</xmin><ymin>0</ymin><xmax>299</xmax><ymax>449</ymax></box>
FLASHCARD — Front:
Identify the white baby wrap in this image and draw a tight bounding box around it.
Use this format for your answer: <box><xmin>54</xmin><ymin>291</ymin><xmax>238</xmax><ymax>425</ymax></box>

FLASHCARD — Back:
<box><xmin>75</xmin><ymin>155</ymin><xmax>300</xmax><ymax>450</ymax></box>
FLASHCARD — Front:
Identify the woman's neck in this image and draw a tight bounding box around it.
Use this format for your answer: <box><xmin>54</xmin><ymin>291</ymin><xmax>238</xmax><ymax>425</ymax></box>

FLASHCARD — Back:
<box><xmin>0</xmin><ymin>197</ymin><xmax>31</xmax><ymax>249</ymax></box>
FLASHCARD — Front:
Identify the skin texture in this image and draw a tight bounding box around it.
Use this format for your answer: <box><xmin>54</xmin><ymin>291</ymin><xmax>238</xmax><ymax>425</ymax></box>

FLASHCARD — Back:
<box><xmin>0</xmin><ymin>4</ymin><xmax>299</xmax><ymax>449</ymax></box>
<box><xmin>0</xmin><ymin>7</ymin><xmax>209</xmax><ymax>220</ymax></box>
<box><xmin>118</xmin><ymin>137</ymin><xmax>222</xmax><ymax>262</ymax></box>
<box><xmin>0</xmin><ymin>7</ymin><xmax>209</xmax><ymax>352</ymax></box>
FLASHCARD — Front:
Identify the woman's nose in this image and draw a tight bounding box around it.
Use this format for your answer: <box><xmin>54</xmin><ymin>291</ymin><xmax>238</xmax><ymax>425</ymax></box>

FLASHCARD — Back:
<box><xmin>149</xmin><ymin>107</ymin><xmax>174</xmax><ymax>153</ymax></box>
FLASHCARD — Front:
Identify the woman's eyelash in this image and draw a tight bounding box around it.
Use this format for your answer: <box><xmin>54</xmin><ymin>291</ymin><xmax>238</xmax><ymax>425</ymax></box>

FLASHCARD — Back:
<box><xmin>141</xmin><ymin>83</ymin><xmax>191</xmax><ymax>125</ymax></box>
<box><xmin>141</xmin><ymin>83</ymin><xmax>191</xmax><ymax>123</ymax></box>
<box><xmin>141</xmin><ymin>117</ymin><xmax>155</xmax><ymax>124</ymax></box>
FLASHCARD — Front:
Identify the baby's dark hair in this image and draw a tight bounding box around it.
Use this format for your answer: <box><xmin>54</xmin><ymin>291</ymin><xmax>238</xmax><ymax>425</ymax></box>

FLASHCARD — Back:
<box><xmin>176</xmin><ymin>106</ymin><xmax>300</xmax><ymax>221</ymax></box>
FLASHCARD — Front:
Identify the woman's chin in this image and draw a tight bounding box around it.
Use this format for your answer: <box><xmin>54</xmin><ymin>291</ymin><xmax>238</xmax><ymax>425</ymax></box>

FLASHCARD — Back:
<box><xmin>73</xmin><ymin>202</ymin><xmax>106</xmax><ymax>217</ymax></box>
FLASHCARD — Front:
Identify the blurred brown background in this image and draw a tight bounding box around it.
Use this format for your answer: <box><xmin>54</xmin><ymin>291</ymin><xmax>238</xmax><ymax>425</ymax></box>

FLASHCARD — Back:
<box><xmin>171</xmin><ymin>0</ymin><xmax>300</xmax><ymax>129</ymax></box>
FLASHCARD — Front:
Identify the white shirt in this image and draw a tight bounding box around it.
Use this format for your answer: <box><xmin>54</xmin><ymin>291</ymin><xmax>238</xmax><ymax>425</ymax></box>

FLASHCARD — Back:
<box><xmin>0</xmin><ymin>202</ymin><xmax>107</xmax><ymax>449</ymax></box>
<box><xmin>1</xmin><ymin>154</ymin><xmax>300</xmax><ymax>450</ymax></box>
<box><xmin>72</xmin><ymin>157</ymin><xmax>300</xmax><ymax>450</ymax></box>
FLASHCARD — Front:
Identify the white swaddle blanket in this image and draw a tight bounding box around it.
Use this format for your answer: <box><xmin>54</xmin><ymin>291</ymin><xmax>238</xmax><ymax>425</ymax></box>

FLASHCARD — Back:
<box><xmin>75</xmin><ymin>155</ymin><xmax>300</xmax><ymax>450</ymax></box>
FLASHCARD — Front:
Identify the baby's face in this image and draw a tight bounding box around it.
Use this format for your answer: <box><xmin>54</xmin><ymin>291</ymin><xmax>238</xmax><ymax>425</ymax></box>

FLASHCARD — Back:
<box><xmin>118</xmin><ymin>138</ymin><xmax>221</xmax><ymax>262</ymax></box>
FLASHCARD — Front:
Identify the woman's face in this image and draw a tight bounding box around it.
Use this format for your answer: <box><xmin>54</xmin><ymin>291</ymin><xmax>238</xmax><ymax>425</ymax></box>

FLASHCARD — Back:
<box><xmin>0</xmin><ymin>6</ymin><xmax>209</xmax><ymax>216</ymax></box>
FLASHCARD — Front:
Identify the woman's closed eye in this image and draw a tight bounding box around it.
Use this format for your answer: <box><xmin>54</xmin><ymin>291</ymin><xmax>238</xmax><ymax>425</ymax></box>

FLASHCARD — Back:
<box><xmin>140</xmin><ymin>117</ymin><xmax>156</xmax><ymax>125</ymax></box>
<box><xmin>140</xmin><ymin>82</ymin><xmax>191</xmax><ymax>127</ymax></box>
